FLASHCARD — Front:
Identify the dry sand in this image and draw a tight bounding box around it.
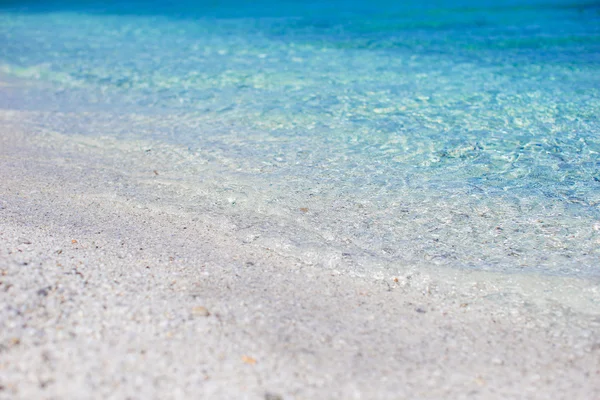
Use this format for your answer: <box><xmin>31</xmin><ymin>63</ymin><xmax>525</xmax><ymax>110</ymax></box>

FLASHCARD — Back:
<box><xmin>1</xmin><ymin>109</ymin><xmax>599</xmax><ymax>399</ymax></box>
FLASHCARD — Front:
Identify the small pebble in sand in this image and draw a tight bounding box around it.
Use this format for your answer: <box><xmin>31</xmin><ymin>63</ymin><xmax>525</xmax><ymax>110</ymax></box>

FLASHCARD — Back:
<box><xmin>71</xmin><ymin>239</ymin><xmax>78</xmax><ymax>244</ymax></box>
<box><xmin>18</xmin><ymin>237</ymin><xmax>32</xmax><ymax>245</ymax></box>
<box><xmin>241</xmin><ymin>355</ymin><xmax>257</xmax><ymax>365</ymax></box>
<box><xmin>264</xmin><ymin>392</ymin><xmax>283</xmax><ymax>400</ymax></box>
<box><xmin>475</xmin><ymin>376</ymin><xmax>486</xmax><ymax>386</ymax></box>
<box><xmin>192</xmin><ymin>306</ymin><xmax>210</xmax><ymax>317</ymax></box>
<box><xmin>299</xmin><ymin>207</ymin><xmax>309</xmax><ymax>213</ymax></box>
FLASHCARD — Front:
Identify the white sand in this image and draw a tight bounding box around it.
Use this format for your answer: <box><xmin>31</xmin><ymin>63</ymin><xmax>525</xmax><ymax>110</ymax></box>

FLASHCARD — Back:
<box><xmin>1</xmin><ymin>109</ymin><xmax>599</xmax><ymax>399</ymax></box>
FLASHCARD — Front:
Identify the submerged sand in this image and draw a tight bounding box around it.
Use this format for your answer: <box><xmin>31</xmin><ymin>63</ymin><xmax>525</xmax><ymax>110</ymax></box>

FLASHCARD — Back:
<box><xmin>1</xmin><ymin>109</ymin><xmax>599</xmax><ymax>399</ymax></box>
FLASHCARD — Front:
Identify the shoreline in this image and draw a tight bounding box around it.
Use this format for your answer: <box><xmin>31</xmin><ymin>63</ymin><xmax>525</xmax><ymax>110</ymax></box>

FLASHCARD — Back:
<box><xmin>1</xmin><ymin>108</ymin><xmax>600</xmax><ymax>398</ymax></box>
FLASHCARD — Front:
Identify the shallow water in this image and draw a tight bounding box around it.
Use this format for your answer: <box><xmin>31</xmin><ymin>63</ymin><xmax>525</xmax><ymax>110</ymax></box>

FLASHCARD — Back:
<box><xmin>1</xmin><ymin>0</ymin><xmax>600</xmax><ymax>277</ymax></box>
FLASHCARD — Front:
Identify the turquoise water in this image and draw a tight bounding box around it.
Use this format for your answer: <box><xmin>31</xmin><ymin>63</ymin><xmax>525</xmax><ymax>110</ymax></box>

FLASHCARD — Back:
<box><xmin>1</xmin><ymin>1</ymin><xmax>600</xmax><ymax>277</ymax></box>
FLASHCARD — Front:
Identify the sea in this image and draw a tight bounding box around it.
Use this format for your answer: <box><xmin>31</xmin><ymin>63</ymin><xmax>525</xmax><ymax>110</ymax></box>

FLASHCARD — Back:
<box><xmin>1</xmin><ymin>0</ymin><xmax>600</xmax><ymax>279</ymax></box>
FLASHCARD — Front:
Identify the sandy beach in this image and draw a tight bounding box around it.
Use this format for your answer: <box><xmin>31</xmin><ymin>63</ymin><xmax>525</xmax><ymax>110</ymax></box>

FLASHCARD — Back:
<box><xmin>1</xmin><ymin>107</ymin><xmax>599</xmax><ymax>399</ymax></box>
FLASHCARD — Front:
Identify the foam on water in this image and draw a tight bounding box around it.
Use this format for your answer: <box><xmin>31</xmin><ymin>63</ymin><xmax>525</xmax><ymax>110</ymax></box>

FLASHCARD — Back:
<box><xmin>1</xmin><ymin>1</ymin><xmax>600</xmax><ymax>278</ymax></box>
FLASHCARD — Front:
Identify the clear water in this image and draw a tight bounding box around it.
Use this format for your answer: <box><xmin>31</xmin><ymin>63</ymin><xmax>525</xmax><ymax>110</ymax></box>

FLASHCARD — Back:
<box><xmin>1</xmin><ymin>1</ymin><xmax>600</xmax><ymax>277</ymax></box>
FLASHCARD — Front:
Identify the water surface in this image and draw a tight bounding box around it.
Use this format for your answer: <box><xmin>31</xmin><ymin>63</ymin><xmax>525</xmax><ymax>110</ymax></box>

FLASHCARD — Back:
<box><xmin>1</xmin><ymin>0</ymin><xmax>600</xmax><ymax>277</ymax></box>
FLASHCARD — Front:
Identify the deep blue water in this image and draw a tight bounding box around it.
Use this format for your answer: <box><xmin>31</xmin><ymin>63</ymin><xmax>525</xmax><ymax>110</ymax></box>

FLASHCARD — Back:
<box><xmin>1</xmin><ymin>1</ymin><xmax>600</xmax><ymax>276</ymax></box>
